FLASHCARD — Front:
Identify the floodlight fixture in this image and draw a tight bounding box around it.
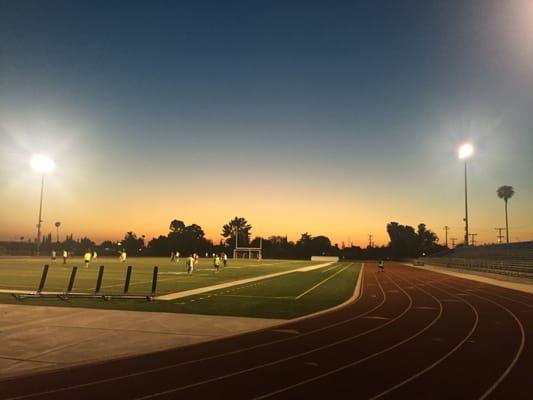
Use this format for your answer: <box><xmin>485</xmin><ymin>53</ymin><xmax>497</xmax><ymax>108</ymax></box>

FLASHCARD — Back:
<box><xmin>31</xmin><ymin>154</ymin><xmax>56</xmax><ymax>173</ymax></box>
<box><xmin>458</xmin><ymin>143</ymin><xmax>474</xmax><ymax>159</ymax></box>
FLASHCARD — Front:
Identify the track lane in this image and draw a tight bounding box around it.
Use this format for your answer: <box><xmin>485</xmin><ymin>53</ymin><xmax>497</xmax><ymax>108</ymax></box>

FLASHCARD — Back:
<box><xmin>370</xmin><ymin>266</ymin><xmax>529</xmax><ymax>399</ymax></box>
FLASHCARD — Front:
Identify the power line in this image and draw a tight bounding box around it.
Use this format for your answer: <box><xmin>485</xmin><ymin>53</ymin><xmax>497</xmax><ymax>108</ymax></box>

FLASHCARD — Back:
<box><xmin>468</xmin><ymin>233</ymin><xmax>478</xmax><ymax>246</ymax></box>
<box><xmin>450</xmin><ymin>238</ymin><xmax>457</xmax><ymax>248</ymax></box>
<box><xmin>495</xmin><ymin>227</ymin><xmax>506</xmax><ymax>244</ymax></box>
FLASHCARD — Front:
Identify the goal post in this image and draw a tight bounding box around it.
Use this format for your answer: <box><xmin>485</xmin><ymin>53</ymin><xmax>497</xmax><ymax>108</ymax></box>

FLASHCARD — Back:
<box><xmin>233</xmin><ymin>247</ymin><xmax>262</xmax><ymax>260</ymax></box>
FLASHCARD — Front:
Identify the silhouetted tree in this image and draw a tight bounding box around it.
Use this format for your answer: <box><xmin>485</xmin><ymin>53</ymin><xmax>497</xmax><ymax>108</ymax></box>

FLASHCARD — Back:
<box><xmin>146</xmin><ymin>235</ymin><xmax>170</xmax><ymax>256</ymax></box>
<box><xmin>417</xmin><ymin>224</ymin><xmax>439</xmax><ymax>255</ymax></box>
<box><xmin>387</xmin><ymin>222</ymin><xmax>419</xmax><ymax>258</ymax></box>
<box><xmin>222</xmin><ymin>217</ymin><xmax>252</xmax><ymax>249</ymax></box>
<box><xmin>121</xmin><ymin>232</ymin><xmax>144</xmax><ymax>255</ymax></box>
<box><xmin>497</xmin><ymin>185</ymin><xmax>515</xmax><ymax>243</ymax></box>
<box><xmin>169</xmin><ymin>220</ymin><xmax>186</xmax><ymax>235</ymax></box>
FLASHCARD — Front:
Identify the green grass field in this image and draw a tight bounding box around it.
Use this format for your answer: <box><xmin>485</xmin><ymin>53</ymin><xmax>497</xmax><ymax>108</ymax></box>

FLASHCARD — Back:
<box><xmin>0</xmin><ymin>257</ymin><xmax>361</xmax><ymax>319</ymax></box>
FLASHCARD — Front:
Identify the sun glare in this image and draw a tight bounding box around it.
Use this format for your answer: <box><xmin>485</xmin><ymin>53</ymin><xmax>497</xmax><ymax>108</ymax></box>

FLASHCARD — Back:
<box><xmin>30</xmin><ymin>154</ymin><xmax>55</xmax><ymax>173</ymax></box>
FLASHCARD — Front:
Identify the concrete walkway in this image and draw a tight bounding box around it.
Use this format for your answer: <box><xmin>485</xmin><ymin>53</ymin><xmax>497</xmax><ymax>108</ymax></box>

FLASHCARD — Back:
<box><xmin>0</xmin><ymin>304</ymin><xmax>284</xmax><ymax>380</ymax></box>
<box><xmin>405</xmin><ymin>263</ymin><xmax>533</xmax><ymax>294</ymax></box>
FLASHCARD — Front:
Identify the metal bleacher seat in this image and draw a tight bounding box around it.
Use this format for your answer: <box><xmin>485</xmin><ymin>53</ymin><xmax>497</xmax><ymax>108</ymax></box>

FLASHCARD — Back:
<box><xmin>425</xmin><ymin>241</ymin><xmax>533</xmax><ymax>279</ymax></box>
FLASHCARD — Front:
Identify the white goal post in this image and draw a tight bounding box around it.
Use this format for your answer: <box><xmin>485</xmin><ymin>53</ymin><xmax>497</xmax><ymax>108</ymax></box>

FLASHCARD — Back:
<box><xmin>234</xmin><ymin>247</ymin><xmax>262</xmax><ymax>259</ymax></box>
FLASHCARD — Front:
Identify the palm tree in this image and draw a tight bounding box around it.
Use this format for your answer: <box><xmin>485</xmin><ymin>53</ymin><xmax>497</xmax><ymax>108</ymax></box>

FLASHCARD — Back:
<box><xmin>496</xmin><ymin>186</ymin><xmax>515</xmax><ymax>243</ymax></box>
<box><xmin>54</xmin><ymin>221</ymin><xmax>61</xmax><ymax>243</ymax></box>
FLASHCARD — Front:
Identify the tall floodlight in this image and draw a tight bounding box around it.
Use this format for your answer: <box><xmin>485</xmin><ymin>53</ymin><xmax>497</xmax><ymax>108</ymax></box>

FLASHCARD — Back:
<box><xmin>458</xmin><ymin>144</ymin><xmax>474</xmax><ymax>246</ymax></box>
<box><xmin>30</xmin><ymin>155</ymin><xmax>55</xmax><ymax>256</ymax></box>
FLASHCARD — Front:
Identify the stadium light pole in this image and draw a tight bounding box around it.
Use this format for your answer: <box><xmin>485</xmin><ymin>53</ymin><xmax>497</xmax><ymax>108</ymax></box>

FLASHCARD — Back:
<box><xmin>30</xmin><ymin>155</ymin><xmax>55</xmax><ymax>256</ymax></box>
<box><xmin>458</xmin><ymin>144</ymin><xmax>474</xmax><ymax>246</ymax></box>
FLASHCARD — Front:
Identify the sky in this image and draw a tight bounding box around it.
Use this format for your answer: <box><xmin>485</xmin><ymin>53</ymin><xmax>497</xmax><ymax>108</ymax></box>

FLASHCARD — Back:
<box><xmin>1</xmin><ymin>0</ymin><xmax>532</xmax><ymax>247</ymax></box>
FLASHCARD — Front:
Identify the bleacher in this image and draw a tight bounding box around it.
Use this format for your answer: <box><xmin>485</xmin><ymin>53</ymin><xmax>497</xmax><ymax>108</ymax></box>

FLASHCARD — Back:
<box><xmin>423</xmin><ymin>241</ymin><xmax>533</xmax><ymax>279</ymax></box>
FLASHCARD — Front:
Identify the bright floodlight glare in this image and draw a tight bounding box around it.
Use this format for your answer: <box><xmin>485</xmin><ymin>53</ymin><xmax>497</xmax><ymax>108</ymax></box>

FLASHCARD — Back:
<box><xmin>30</xmin><ymin>154</ymin><xmax>55</xmax><ymax>173</ymax></box>
<box><xmin>458</xmin><ymin>143</ymin><xmax>474</xmax><ymax>159</ymax></box>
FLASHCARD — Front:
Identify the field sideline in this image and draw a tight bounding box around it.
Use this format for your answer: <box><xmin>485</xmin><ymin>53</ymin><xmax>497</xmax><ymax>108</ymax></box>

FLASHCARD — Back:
<box><xmin>0</xmin><ymin>257</ymin><xmax>362</xmax><ymax>319</ymax></box>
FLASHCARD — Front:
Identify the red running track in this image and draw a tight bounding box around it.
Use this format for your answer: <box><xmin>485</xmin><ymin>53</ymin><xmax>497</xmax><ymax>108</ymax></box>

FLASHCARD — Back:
<box><xmin>0</xmin><ymin>262</ymin><xmax>531</xmax><ymax>400</ymax></box>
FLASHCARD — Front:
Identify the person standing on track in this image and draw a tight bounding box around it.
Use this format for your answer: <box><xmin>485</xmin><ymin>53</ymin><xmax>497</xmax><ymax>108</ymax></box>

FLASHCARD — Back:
<box><xmin>222</xmin><ymin>253</ymin><xmax>228</xmax><ymax>268</ymax></box>
<box><xmin>378</xmin><ymin>259</ymin><xmax>385</xmax><ymax>272</ymax></box>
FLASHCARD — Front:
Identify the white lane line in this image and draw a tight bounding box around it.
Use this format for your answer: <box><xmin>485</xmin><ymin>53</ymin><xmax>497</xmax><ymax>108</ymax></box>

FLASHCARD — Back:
<box><xmin>369</xmin><ymin>273</ymin><xmax>480</xmax><ymax>399</ymax></box>
<box><xmin>295</xmin><ymin>264</ymin><xmax>352</xmax><ymax>300</ymax></box>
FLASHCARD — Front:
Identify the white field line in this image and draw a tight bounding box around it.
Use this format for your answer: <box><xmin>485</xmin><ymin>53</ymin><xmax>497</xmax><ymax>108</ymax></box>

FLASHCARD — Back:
<box><xmin>321</xmin><ymin>264</ymin><xmax>340</xmax><ymax>273</ymax></box>
<box><xmin>155</xmin><ymin>262</ymin><xmax>334</xmax><ymax>301</ymax></box>
<box><xmin>295</xmin><ymin>264</ymin><xmax>352</xmax><ymax>300</ymax></box>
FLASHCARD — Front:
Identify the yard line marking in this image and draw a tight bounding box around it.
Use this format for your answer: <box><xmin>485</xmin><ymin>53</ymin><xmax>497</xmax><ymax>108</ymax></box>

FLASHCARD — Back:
<box><xmin>156</xmin><ymin>262</ymin><xmax>336</xmax><ymax>301</ymax></box>
<box><xmin>321</xmin><ymin>264</ymin><xmax>341</xmax><ymax>273</ymax></box>
<box><xmin>295</xmin><ymin>263</ymin><xmax>352</xmax><ymax>300</ymax></box>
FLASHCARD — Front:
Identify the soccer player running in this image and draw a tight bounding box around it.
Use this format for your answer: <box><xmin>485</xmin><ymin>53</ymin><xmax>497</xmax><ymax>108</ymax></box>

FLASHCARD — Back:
<box><xmin>84</xmin><ymin>250</ymin><xmax>92</xmax><ymax>268</ymax></box>
<box><xmin>120</xmin><ymin>250</ymin><xmax>127</xmax><ymax>263</ymax></box>
<box><xmin>186</xmin><ymin>254</ymin><xmax>195</xmax><ymax>276</ymax></box>
<box><xmin>214</xmin><ymin>254</ymin><xmax>221</xmax><ymax>273</ymax></box>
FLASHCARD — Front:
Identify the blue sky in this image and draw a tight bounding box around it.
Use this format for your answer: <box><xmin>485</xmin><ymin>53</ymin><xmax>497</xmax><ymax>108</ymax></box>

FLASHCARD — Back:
<box><xmin>1</xmin><ymin>0</ymin><xmax>532</xmax><ymax>245</ymax></box>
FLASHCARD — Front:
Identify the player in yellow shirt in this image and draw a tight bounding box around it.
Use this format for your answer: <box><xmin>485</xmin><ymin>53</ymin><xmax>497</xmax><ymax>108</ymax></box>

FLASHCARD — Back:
<box><xmin>214</xmin><ymin>255</ymin><xmax>221</xmax><ymax>273</ymax></box>
<box><xmin>84</xmin><ymin>251</ymin><xmax>92</xmax><ymax>268</ymax></box>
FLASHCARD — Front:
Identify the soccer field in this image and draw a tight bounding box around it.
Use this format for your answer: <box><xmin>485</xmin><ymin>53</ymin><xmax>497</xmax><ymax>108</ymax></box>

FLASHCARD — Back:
<box><xmin>0</xmin><ymin>257</ymin><xmax>362</xmax><ymax>319</ymax></box>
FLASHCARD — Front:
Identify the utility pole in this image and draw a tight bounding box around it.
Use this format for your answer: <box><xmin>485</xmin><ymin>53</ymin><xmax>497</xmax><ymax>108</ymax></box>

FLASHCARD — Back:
<box><xmin>368</xmin><ymin>234</ymin><xmax>373</xmax><ymax>248</ymax></box>
<box><xmin>469</xmin><ymin>233</ymin><xmax>478</xmax><ymax>246</ymax></box>
<box><xmin>443</xmin><ymin>226</ymin><xmax>450</xmax><ymax>248</ymax></box>
<box><xmin>450</xmin><ymin>238</ymin><xmax>457</xmax><ymax>248</ymax></box>
<box><xmin>495</xmin><ymin>227</ymin><xmax>506</xmax><ymax>244</ymax></box>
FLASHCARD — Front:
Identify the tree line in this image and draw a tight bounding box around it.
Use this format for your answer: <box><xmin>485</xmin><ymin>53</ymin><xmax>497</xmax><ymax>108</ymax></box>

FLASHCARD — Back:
<box><xmin>0</xmin><ymin>216</ymin><xmax>444</xmax><ymax>259</ymax></box>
